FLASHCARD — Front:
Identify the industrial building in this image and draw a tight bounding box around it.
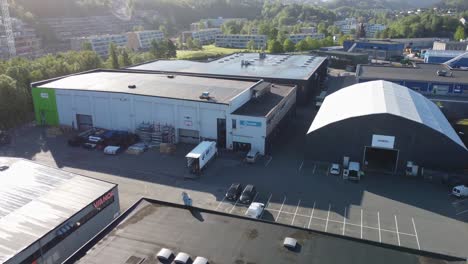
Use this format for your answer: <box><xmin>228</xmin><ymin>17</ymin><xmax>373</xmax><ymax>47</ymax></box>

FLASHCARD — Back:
<box><xmin>315</xmin><ymin>50</ymin><xmax>368</xmax><ymax>69</ymax></box>
<box><xmin>306</xmin><ymin>81</ymin><xmax>468</xmax><ymax>173</ymax></box>
<box><xmin>390</xmin><ymin>38</ymin><xmax>449</xmax><ymax>50</ymax></box>
<box><xmin>433</xmin><ymin>41</ymin><xmax>468</xmax><ymax>51</ymax></box>
<box><xmin>288</xmin><ymin>33</ymin><xmax>325</xmax><ymax>43</ymax></box>
<box><xmin>424</xmin><ymin>50</ymin><xmax>466</xmax><ymax>64</ymax></box>
<box><xmin>182</xmin><ymin>28</ymin><xmax>222</xmax><ymax>45</ymax></box>
<box><xmin>215</xmin><ymin>34</ymin><xmax>267</xmax><ymax>49</ymax></box>
<box><xmin>65</xmin><ymin>198</ymin><xmax>464</xmax><ymax>264</ymax></box>
<box><xmin>31</xmin><ymin>70</ymin><xmax>296</xmax><ymax>155</ymax></box>
<box><xmin>130</xmin><ymin>53</ymin><xmax>328</xmax><ymax>105</ymax></box>
<box><xmin>343</xmin><ymin>40</ymin><xmax>404</xmax><ymax>60</ymax></box>
<box><xmin>0</xmin><ymin>158</ymin><xmax>119</xmax><ymax>264</ymax></box>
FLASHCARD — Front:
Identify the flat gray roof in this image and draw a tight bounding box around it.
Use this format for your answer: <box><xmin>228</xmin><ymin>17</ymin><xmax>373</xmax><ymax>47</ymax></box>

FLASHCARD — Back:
<box><xmin>130</xmin><ymin>53</ymin><xmax>328</xmax><ymax>81</ymax></box>
<box><xmin>68</xmin><ymin>199</ymin><xmax>464</xmax><ymax>264</ymax></box>
<box><xmin>37</xmin><ymin>71</ymin><xmax>258</xmax><ymax>105</ymax></box>
<box><xmin>232</xmin><ymin>83</ymin><xmax>296</xmax><ymax>117</ymax></box>
<box><xmin>357</xmin><ymin>64</ymin><xmax>468</xmax><ymax>84</ymax></box>
<box><xmin>0</xmin><ymin>158</ymin><xmax>116</xmax><ymax>263</ymax></box>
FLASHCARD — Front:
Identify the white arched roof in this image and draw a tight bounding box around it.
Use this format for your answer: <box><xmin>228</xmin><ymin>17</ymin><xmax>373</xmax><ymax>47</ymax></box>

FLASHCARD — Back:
<box><xmin>308</xmin><ymin>80</ymin><xmax>466</xmax><ymax>150</ymax></box>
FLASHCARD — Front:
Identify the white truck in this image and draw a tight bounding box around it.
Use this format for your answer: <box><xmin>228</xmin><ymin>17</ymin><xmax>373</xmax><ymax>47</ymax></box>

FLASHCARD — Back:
<box><xmin>185</xmin><ymin>141</ymin><xmax>217</xmax><ymax>176</ymax></box>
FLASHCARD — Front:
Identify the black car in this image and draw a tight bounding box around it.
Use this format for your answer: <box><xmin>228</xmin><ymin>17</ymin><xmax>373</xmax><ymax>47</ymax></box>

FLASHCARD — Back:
<box><xmin>239</xmin><ymin>184</ymin><xmax>257</xmax><ymax>204</ymax></box>
<box><xmin>0</xmin><ymin>131</ymin><xmax>11</xmax><ymax>146</ymax></box>
<box><xmin>225</xmin><ymin>183</ymin><xmax>243</xmax><ymax>201</ymax></box>
<box><xmin>68</xmin><ymin>128</ymin><xmax>96</xmax><ymax>147</ymax></box>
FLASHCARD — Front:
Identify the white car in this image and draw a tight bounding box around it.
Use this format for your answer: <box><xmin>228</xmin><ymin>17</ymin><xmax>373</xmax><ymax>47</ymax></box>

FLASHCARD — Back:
<box><xmin>452</xmin><ymin>185</ymin><xmax>468</xmax><ymax>198</ymax></box>
<box><xmin>245</xmin><ymin>202</ymin><xmax>265</xmax><ymax>219</ymax></box>
<box><xmin>330</xmin><ymin>163</ymin><xmax>341</xmax><ymax>175</ymax></box>
<box><xmin>245</xmin><ymin>149</ymin><xmax>260</xmax><ymax>163</ymax></box>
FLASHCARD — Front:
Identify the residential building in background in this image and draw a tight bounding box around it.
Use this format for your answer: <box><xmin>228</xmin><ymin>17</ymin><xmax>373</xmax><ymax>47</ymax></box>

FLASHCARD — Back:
<box><xmin>215</xmin><ymin>34</ymin><xmax>267</xmax><ymax>49</ymax></box>
<box><xmin>433</xmin><ymin>41</ymin><xmax>468</xmax><ymax>51</ymax></box>
<box><xmin>0</xmin><ymin>17</ymin><xmax>43</xmax><ymax>59</ymax></box>
<box><xmin>190</xmin><ymin>17</ymin><xmax>247</xmax><ymax>31</ymax></box>
<box><xmin>365</xmin><ymin>24</ymin><xmax>386</xmax><ymax>38</ymax></box>
<box><xmin>71</xmin><ymin>34</ymin><xmax>128</xmax><ymax>57</ymax></box>
<box><xmin>334</xmin><ymin>18</ymin><xmax>357</xmax><ymax>35</ymax></box>
<box><xmin>182</xmin><ymin>28</ymin><xmax>222</xmax><ymax>45</ymax></box>
<box><xmin>301</xmin><ymin>27</ymin><xmax>317</xmax><ymax>34</ymax></box>
<box><xmin>288</xmin><ymin>33</ymin><xmax>325</xmax><ymax>43</ymax></box>
<box><xmin>126</xmin><ymin>30</ymin><xmax>164</xmax><ymax>51</ymax></box>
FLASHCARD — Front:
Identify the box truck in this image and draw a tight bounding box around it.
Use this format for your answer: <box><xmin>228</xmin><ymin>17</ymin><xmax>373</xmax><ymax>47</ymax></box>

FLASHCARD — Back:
<box><xmin>186</xmin><ymin>141</ymin><xmax>217</xmax><ymax>175</ymax></box>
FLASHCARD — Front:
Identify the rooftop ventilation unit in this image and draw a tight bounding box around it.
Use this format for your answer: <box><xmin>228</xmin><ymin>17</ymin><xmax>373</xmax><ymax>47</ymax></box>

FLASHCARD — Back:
<box><xmin>174</xmin><ymin>252</ymin><xmax>191</xmax><ymax>264</ymax></box>
<box><xmin>200</xmin><ymin>91</ymin><xmax>211</xmax><ymax>99</ymax></box>
<box><xmin>156</xmin><ymin>248</ymin><xmax>173</xmax><ymax>261</ymax></box>
<box><xmin>167</xmin><ymin>75</ymin><xmax>175</xmax><ymax>79</ymax></box>
<box><xmin>241</xmin><ymin>60</ymin><xmax>252</xmax><ymax>67</ymax></box>
<box><xmin>283</xmin><ymin>237</ymin><xmax>297</xmax><ymax>249</ymax></box>
<box><xmin>128</xmin><ymin>84</ymin><xmax>136</xmax><ymax>89</ymax></box>
<box><xmin>193</xmin><ymin>256</ymin><xmax>209</xmax><ymax>264</ymax></box>
<box><xmin>253</xmin><ymin>83</ymin><xmax>271</xmax><ymax>99</ymax></box>
<box><xmin>0</xmin><ymin>165</ymin><xmax>9</xmax><ymax>171</ymax></box>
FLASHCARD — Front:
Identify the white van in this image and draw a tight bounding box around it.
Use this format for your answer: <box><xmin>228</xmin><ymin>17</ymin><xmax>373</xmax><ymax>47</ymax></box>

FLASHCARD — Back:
<box><xmin>452</xmin><ymin>185</ymin><xmax>468</xmax><ymax>198</ymax></box>
<box><xmin>245</xmin><ymin>202</ymin><xmax>265</xmax><ymax>219</ymax></box>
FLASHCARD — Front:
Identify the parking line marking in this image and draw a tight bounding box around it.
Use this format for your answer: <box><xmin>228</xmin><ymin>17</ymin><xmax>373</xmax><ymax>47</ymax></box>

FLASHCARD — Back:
<box><xmin>298</xmin><ymin>161</ymin><xmax>304</xmax><ymax>171</ymax></box>
<box><xmin>215</xmin><ymin>196</ymin><xmax>226</xmax><ymax>211</ymax></box>
<box><xmin>325</xmin><ymin>204</ymin><xmax>331</xmax><ymax>232</ymax></box>
<box><xmin>265</xmin><ymin>156</ymin><xmax>273</xmax><ymax>167</ymax></box>
<box><xmin>292</xmin><ymin>200</ymin><xmax>301</xmax><ymax>225</ymax></box>
<box><xmin>229</xmin><ymin>199</ymin><xmax>239</xmax><ymax>214</ymax></box>
<box><xmin>275</xmin><ymin>196</ymin><xmax>286</xmax><ymax>221</ymax></box>
<box><xmin>377</xmin><ymin>212</ymin><xmax>381</xmax><ymax>243</ymax></box>
<box><xmin>360</xmin><ymin>209</ymin><xmax>363</xmax><ymax>239</ymax></box>
<box><xmin>456</xmin><ymin>209</ymin><xmax>468</xmax><ymax>215</ymax></box>
<box><xmin>412</xmin><ymin>218</ymin><xmax>420</xmax><ymax>250</ymax></box>
<box><xmin>342</xmin><ymin>207</ymin><xmax>347</xmax><ymax>235</ymax></box>
<box><xmin>244</xmin><ymin>193</ymin><xmax>259</xmax><ymax>215</ymax></box>
<box><xmin>312</xmin><ymin>165</ymin><xmax>316</xmax><ymax>175</ymax></box>
<box><xmin>327</xmin><ymin>166</ymin><xmax>330</xmax><ymax>176</ymax></box>
<box><xmin>308</xmin><ymin>201</ymin><xmax>315</xmax><ymax>229</ymax></box>
<box><xmin>451</xmin><ymin>198</ymin><xmax>468</xmax><ymax>205</ymax></box>
<box><xmin>259</xmin><ymin>193</ymin><xmax>272</xmax><ymax>218</ymax></box>
<box><xmin>394</xmin><ymin>215</ymin><xmax>401</xmax><ymax>246</ymax></box>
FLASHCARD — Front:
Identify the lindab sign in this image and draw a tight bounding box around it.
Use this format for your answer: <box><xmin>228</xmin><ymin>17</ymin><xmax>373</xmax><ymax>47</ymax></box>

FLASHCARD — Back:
<box><xmin>93</xmin><ymin>191</ymin><xmax>114</xmax><ymax>210</ymax></box>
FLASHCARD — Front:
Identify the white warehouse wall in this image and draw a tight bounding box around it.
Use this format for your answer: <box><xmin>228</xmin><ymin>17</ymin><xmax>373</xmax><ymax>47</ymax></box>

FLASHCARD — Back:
<box><xmin>229</xmin><ymin>114</ymin><xmax>266</xmax><ymax>154</ymax></box>
<box><xmin>54</xmin><ymin>89</ymin><xmax>229</xmax><ymax>145</ymax></box>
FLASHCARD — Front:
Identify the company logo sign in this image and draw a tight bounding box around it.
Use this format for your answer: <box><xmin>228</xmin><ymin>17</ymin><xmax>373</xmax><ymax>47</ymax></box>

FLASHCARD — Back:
<box><xmin>240</xmin><ymin>120</ymin><xmax>262</xmax><ymax>127</ymax></box>
<box><xmin>93</xmin><ymin>191</ymin><xmax>115</xmax><ymax>209</ymax></box>
<box><xmin>40</xmin><ymin>92</ymin><xmax>49</xmax><ymax>99</ymax></box>
<box><xmin>371</xmin><ymin>134</ymin><xmax>395</xmax><ymax>149</ymax></box>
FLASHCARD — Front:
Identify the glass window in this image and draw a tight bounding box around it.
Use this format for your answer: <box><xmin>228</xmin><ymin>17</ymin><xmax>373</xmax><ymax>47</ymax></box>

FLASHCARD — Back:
<box><xmin>232</xmin><ymin>119</ymin><xmax>237</xmax><ymax>129</ymax></box>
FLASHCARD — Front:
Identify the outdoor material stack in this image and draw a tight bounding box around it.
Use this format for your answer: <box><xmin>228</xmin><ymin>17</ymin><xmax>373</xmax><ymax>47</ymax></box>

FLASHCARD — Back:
<box><xmin>136</xmin><ymin>122</ymin><xmax>176</xmax><ymax>148</ymax></box>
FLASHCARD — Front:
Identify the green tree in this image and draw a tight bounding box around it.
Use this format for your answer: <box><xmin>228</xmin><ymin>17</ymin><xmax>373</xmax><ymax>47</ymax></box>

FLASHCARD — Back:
<box><xmin>107</xmin><ymin>43</ymin><xmax>119</xmax><ymax>69</ymax></box>
<box><xmin>150</xmin><ymin>40</ymin><xmax>163</xmax><ymax>58</ymax></box>
<box><xmin>305</xmin><ymin>37</ymin><xmax>320</xmax><ymax>50</ymax></box>
<box><xmin>186</xmin><ymin>37</ymin><xmax>195</xmax><ymax>50</ymax></box>
<box><xmin>81</xmin><ymin>41</ymin><xmax>93</xmax><ymax>51</ymax></box>
<box><xmin>267</xmin><ymin>40</ymin><xmax>283</xmax><ymax>54</ymax></box>
<box><xmin>165</xmin><ymin>39</ymin><xmax>177</xmax><ymax>58</ymax></box>
<box><xmin>295</xmin><ymin>39</ymin><xmax>309</xmax><ymax>51</ymax></box>
<box><xmin>454</xmin><ymin>26</ymin><xmax>466</xmax><ymax>41</ymax></box>
<box><xmin>246</xmin><ymin>39</ymin><xmax>256</xmax><ymax>50</ymax></box>
<box><xmin>283</xmin><ymin>38</ymin><xmax>295</xmax><ymax>52</ymax></box>
<box><xmin>120</xmin><ymin>49</ymin><xmax>132</xmax><ymax>67</ymax></box>
<box><xmin>192</xmin><ymin>39</ymin><xmax>202</xmax><ymax>50</ymax></box>
<box><xmin>0</xmin><ymin>75</ymin><xmax>27</xmax><ymax>129</ymax></box>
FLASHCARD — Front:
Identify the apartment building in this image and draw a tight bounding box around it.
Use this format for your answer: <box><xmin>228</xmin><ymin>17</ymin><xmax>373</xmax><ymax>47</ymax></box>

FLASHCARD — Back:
<box><xmin>0</xmin><ymin>17</ymin><xmax>42</xmax><ymax>59</ymax></box>
<box><xmin>365</xmin><ymin>24</ymin><xmax>386</xmax><ymax>38</ymax></box>
<box><xmin>71</xmin><ymin>34</ymin><xmax>128</xmax><ymax>57</ymax></box>
<box><xmin>182</xmin><ymin>28</ymin><xmax>222</xmax><ymax>45</ymax></box>
<box><xmin>288</xmin><ymin>33</ymin><xmax>325</xmax><ymax>44</ymax></box>
<box><xmin>334</xmin><ymin>18</ymin><xmax>358</xmax><ymax>35</ymax></box>
<box><xmin>126</xmin><ymin>30</ymin><xmax>165</xmax><ymax>51</ymax></box>
<box><xmin>215</xmin><ymin>34</ymin><xmax>267</xmax><ymax>49</ymax></box>
<box><xmin>190</xmin><ymin>17</ymin><xmax>247</xmax><ymax>31</ymax></box>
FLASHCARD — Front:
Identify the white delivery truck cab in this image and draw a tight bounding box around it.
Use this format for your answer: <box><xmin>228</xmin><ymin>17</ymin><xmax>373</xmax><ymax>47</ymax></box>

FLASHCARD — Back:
<box><xmin>452</xmin><ymin>185</ymin><xmax>468</xmax><ymax>198</ymax></box>
<box><xmin>186</xmin><ymin>141</ymin><xmax>217</xmax><ymax>175</ymax></box>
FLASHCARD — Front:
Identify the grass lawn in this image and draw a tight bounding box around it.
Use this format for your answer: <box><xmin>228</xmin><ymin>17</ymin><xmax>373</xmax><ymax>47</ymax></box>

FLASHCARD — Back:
<box><xmin>176</xmin><ymin>45</ymin><xmax>247</xmax><ymax>60</ymax></box>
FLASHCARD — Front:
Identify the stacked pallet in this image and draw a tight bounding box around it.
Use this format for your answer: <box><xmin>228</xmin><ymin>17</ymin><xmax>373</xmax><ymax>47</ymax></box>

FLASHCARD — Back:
<box><xmin>136</xmin><ymin>122</ymin><xmax>176</xmax><ymax>148</ymax></box>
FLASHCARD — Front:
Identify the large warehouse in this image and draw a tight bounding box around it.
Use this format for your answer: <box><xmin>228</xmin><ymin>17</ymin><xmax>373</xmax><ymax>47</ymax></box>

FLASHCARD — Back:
<box><xmin>306</xmin><ymin>80</ymin><xmax>468</xmax><ymax>173</ymax></box>
<box><xmin>32</xmin><ymin>70</ymin><xmax>296</xmax><ymax>154</ymax></box>
<box><xmin>129</xmin><ymin>53</ymin><xmax>328</xmax><ymax>105</ymax></box>
<box><xmin>0</xmin><ymin>158</ymin><xmax>119</xmax><ymax>264</ymax></box>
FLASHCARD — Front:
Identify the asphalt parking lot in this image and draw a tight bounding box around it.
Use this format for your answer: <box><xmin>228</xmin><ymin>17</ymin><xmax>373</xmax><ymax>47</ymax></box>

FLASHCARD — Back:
<box><xmin>0</xmin><ymin>78</ymin><xmax>467</xmax><ymax>259</ymax></box>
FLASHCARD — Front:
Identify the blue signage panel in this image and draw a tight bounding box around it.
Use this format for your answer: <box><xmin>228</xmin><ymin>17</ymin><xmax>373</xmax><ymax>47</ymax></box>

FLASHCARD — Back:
<box><xmin>240</xmin><ymin>120</ymin><xmax>262</xmax><ymax>127</ymax></box>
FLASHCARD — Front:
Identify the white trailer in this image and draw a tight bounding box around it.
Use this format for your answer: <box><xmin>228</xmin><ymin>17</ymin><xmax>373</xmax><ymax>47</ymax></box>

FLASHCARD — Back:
<box><xmin>186</xmin><ymin>141</ymin><xmax>217</xmax><ymax>175</ymax></box>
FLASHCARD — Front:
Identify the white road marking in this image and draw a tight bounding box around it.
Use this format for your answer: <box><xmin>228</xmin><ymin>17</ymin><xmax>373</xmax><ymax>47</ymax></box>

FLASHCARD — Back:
<box><xmin>412</xmin><ymin>217</ymin><xmax>421</xmax><ymax>250</ymax></box>
<box><xmin>265</xmin><ymin>156</ymin><xmax>273</xmax><ymax>167</ymax></box>
<box><xmin>451</xmin><ymin>198</ymin><xmax>468</xmax><ymax>205</ymax></box>
<box><xmin>259</xmin><ymin>193</ymin><xmax>272</xmax><ymax>219</ymax></box>
<box><xmin>298</xmin><ymin>161</ymin><xmax>304</xmax><ymax>171</ymax></box>
<box><xmin>244</xmin><ymin>193</ymin><xmax>259</xmax><ymax>215</ymax></box>
<box><xmin>312</xmin><ymin>165</ymin><xmax>316</xmax><ymax>175</ymax></box>
<box><xmin>456</xmin><ymin>209</ymin><xmax>468</xmax><ymax>215</ymax></box>
<box><xmin>275</xmin><ymin>196</ymin><xmax>286</xmax><ymax>221</ymax></box>
<box><xmin>377</xmin><ymin>212</ymin><xmax>382</xmax><ymax>243</ymax></box>
<box><xmin>360</xmin><ymin>209</ymin><xmax>363</xmax><ymax>239</ymax></box>
<box><xmin>325</xmin><ymin>204</ymin><xmax>331</xmax><ymax>232</ymax></box>
<box><xmin>229</xmin><ymin>199</ymin><xmax>240</xmax><ymax>214</ymax></box>
<box><xmin>215</xmin><ymin>196</ymin><xmax>227</xmax><ymax>211</ymax></box>
<box><xmin>326</xmin><ymin>165</ymin><xmax>330</xmax><ymax>176</ymax></box>
<box><xmin>342</xmin><ymin>207</ymin><xmax>347</xmax><ymax>235</ymax></box>
<box><xmin>395</xmin><ymin>215</ymin><xmax>401</xmax><ymax>246</ymax></box>
<box><xmin>308</xmin><ymin>201</ymin><xmax>316</xmax><ymax>229</ymax></box>
<box><xmin>291</xmin><ymin>200</ymin><xmax>301</xmax><ymax>225</ymax></box>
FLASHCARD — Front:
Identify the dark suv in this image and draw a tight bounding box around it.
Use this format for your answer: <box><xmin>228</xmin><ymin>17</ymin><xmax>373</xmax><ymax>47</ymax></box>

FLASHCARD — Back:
<box><xmin>225</xmin><ymin>183</ymin><xmax>243</xmax><ymax>201</ymax></box>
<box><xmin>239</xmin><ymin>184</ymin><xmax>257</xmax><ymax>204</ymax></box>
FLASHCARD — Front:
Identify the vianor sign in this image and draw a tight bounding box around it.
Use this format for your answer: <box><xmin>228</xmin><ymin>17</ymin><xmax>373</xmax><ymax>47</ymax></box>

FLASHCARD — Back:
<box><xmin>93</xmin><ymin>191</ymin><xmax>114</xmax><ymax>210</ymax></box>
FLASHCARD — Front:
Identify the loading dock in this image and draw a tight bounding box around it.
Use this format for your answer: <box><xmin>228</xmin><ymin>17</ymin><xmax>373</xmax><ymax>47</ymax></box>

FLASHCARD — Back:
<box><xmin>363</xmin><ymin>146</ymin><xmax>399</xmax><ymax>174</ymax></box>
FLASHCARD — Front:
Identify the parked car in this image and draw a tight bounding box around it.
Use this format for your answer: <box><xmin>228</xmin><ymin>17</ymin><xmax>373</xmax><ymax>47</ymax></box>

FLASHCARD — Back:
<box><xmin>245</xmin><ymin>149</ymin><xmax>260</xmax><ymax>163</ymax></box>
<box><xmin>82</xmin><ymin>129</ymin><xmax>107</xmax><ymax>149</ymax></box>
<box><xmin>329</xmin><ymin>163</ymin><xmax>341</xmax><ymax>175</ymax></box>
<box><xmin>0</xmin><ymin>131</ymin><xmax>11</xmax><ymax>146</ymax></box>
<box><xmin>225</xmin><ymin>183</ymin><xmax>243</xmax><ymax>201</ymax></box>
<box><xmin>68</xmin><ymin>128</ymin><xmax>95</xmax><ymax>147</ymax></box>
<box><xmin>239</xmin><ymin>184</ymin><xmax>257</xmax><ymax>204</ymax></box>
<box><xmin>97</xmin><ymin>131</ymin><xmax>138</xmax><ymax>150</ymax></box>
<box><xmin>452</xmin><ymin>185</ymin><xmax>468</xmax><ymax>198</ymax></box>
<box><xmin>246</xmin><ymin>202</ymin><xmax>265</xmax><ymax>219</ymax></box>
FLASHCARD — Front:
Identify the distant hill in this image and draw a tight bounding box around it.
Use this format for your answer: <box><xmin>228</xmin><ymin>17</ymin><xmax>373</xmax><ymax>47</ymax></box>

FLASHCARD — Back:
<box><xmin>321</xmin><ymin>0</ymin><xmax>441</xmax><ymax>9</ymax></box>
